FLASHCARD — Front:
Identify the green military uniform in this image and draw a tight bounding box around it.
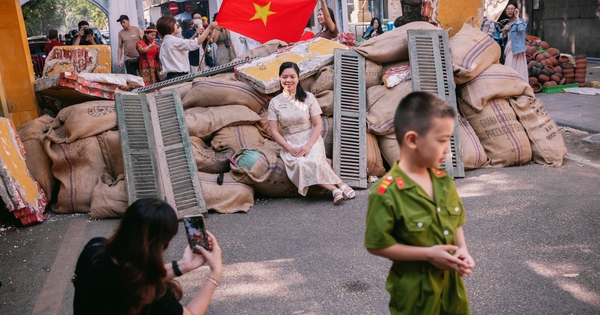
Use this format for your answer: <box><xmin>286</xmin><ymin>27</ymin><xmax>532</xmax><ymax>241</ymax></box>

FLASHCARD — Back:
<box><xmin>365</xmin><ymin>162</ymin><xmax>470</xmax><ymax>315</ymax></box>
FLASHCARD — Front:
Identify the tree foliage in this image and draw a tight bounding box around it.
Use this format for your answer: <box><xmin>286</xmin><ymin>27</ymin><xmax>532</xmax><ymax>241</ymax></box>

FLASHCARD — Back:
<box><xmin>22</xmin><ymin>0</ymin><xmax>108</xmax><ymax>37</ymax></box>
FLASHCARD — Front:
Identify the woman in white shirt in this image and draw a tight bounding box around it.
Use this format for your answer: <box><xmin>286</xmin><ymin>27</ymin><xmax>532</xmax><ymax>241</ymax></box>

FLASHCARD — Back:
<box><xmin>156</xmin><ymin>16</ymin><xmax>216</xmax><ymax>80</ymax></box>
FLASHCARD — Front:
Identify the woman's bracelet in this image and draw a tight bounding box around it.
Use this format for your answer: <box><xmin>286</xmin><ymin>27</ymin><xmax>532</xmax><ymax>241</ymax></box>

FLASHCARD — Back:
<box><xmin>206</xmin><ymin>277</ymin><xmax>219</xmax><ymax>287</ymax></box>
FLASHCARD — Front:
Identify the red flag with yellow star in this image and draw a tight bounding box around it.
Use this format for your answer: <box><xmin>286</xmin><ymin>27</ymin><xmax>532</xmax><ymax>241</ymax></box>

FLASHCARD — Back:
<box><xmin>215</xmin><ymin>0</ymin><xmax>316</xmax><ymax>44</ymax></box>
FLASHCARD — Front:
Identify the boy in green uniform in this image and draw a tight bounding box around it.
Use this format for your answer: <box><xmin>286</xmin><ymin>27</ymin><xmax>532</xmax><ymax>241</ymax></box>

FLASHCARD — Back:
<box><xmin>365</xmin><ymin>92</ymin><xmax>475</xmax><ymax>315</ymax></box>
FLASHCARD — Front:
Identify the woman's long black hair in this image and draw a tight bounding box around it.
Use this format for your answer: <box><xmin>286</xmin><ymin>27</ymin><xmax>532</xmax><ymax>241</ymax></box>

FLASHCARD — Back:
<box><xmin>279</xmin><ymin>61</ymin><xmax>307</xmax><ymax>103</ymax></box>
<box><xmin>370</xmin><ymin>17</ymin><xmax>383</xmax><ymax>35</ymax></box>
<box><xmin>104</xmin><ymin>198</ymin><xmax>181</xmax><ymax>315</ymax></box>
<box><xmin>319</xmin><ymin>7</ymin><xmax>337</xmax><ymax>31</ymax></box>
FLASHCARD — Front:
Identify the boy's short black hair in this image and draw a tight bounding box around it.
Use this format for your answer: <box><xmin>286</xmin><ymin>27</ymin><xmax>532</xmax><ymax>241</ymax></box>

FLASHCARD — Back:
<box><xmin>394</xmin><ymin>92</ymin><xmax>456</xmax><ymax>145</ymax></box>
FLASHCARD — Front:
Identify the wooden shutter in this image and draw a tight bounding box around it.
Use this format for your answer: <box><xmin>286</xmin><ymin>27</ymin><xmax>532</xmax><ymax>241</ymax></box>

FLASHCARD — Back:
<box><xmin>407</xmin><ymin>29</ymin><xmax>465</xmax><ymax>178</ymax></box>
<box><xmin>333</xmin><ymin>49</ymin><xmax>367</xmax><ymax>189</ymax></box>
<box><xmin>115</xmin><ymin>90</ymin><xmax>207</xmax><ymax>218</ymax></box>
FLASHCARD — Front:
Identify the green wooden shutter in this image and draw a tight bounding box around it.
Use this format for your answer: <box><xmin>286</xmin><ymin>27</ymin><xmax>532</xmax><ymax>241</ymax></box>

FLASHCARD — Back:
<box><xmin>407</xmin><ymin>29</ymin><xmax>465</xmax><ymax>178</ymax></box>
<box><xmin>333</xmin><ymin>49</ymin><xmax>367</xmax><ymax>189</ymax></box>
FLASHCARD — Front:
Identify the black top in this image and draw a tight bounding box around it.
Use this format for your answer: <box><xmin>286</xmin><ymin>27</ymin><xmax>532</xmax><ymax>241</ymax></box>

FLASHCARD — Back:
<box><xmin>184</xmin><ymin>28</ymin><xmax>200</xmax><ymax>66</ymax></box>
<box><xmin>70</xmin><ymin>35</ymin><xmax>102</xmax><ymax>46</ymax></box>
<box><xmin>73</xmin><ymin>237</ymin><xmax>183</xmax><ymax>315</ymax></box>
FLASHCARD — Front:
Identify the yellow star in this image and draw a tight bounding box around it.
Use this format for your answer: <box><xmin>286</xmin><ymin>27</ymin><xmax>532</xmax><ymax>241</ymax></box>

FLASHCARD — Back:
<box><xmin>250</xmin><ymin>2</ymin><xmax>277</xmax><ymax>26</ymax></box>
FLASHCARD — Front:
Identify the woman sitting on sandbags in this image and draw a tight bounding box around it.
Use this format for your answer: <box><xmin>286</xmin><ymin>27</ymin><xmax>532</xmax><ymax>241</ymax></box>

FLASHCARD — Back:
<box><xmin>268</xmin><ymin>62</ymin><xmax>355</xmax><ymax>205</ymax></box>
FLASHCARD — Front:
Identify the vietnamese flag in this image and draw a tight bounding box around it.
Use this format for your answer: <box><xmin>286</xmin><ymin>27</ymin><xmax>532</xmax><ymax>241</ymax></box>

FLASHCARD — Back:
<box><xmin>215</xmin><ymin>0</ymin><xmax>317</xmax><ymax>44</ymax></box>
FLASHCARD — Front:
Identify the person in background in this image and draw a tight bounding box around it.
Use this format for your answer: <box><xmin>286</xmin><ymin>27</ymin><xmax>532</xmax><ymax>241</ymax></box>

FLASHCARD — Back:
<box><xmin>315</xmin><ymin>0</ymin><xmax>338</xmax><ymax>39</ymax></box>
<box><xmin>117</xmin><ymin>15</ymin><xmax>144</xmax><ymax>75</ymax></box>
<box><xmin>45</xmin><ymin>29</ymin><xmax>65</xmax><ymax>55</ymax></box>
<box><xmin>157</xmin><ymin>15</ymin><xmax>215</xmax><ymax>80</ymax></box>
<box><xmin>268</xmin><ymin>62</ymin><xmax>356</xmax><ymax>205</ymax></box>
<box><xmin>71</xmin><ymin>21</ymin><xmax>101</xmax><ymax>45</ymax></box>
<box><xmin>201</xmin><ymin>16</ymin><xmax>210</xmax><ymax>29</ymax></box>
<box><xmin>184</xmin><ymin>12</ymin><xmax>204</xmax><ymax>73</ymax></box>
<box><xmin>363</xmin><ymin>17</ymin><xmax>384</xmax><ymax>40</ymax></box>
<box><xmin>73</xmin><ymin>198</ymin><xmax>222</xmax><ymax>315</ymax></box>
<box><xmin>136</xmin><ymin>27</ymin><xmax>162</xmax><ymax>86</ymax></box>
<box><xmin>298</xmin><ymin>20</ymin><xmax>315</xmax><ymax>41</ymax></box>
<box><xmin>211</xmin><ymin>13</ymin><xmax>237</xmax><ymax>66</ymax></box>
<box><xmin>501</xmin><ymin>2</ymin><xmax>528</xmax><ymax>82</ymax></box>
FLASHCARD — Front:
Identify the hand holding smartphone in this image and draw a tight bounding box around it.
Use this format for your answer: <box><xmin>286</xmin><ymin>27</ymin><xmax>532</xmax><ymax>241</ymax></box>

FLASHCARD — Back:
<box><xmin>184</xmin><ymin>215</ymin><xmax>210</xmax><ymax>253</ymax></box>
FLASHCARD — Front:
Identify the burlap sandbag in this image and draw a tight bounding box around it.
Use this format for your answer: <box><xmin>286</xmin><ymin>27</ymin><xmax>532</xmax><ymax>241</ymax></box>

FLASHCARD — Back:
<box><xmin>90</xmin><ymin>173</ymin><xmax>128</xmax><ymax>219</ymax></box>
<box><xmin>310</xmin><ymin>65</ymin><xmax>334</xmax><ymax>94</ymax></box>
<box><xmin>450</xmin><ymin>18</ymin><xmax>501</xmax><ymax>85</ymax></box>
<box><xmin>210</xmin><ymin>125</ymin><xmax>265</xmax><ymax>152</ymax></box>
<box><xmin>355</xmin><ymin>21</ymin><xmax>441</xmax><ymax>63</ymax></box>
<box><xmin>367</xmin><ymin>132</ymin><xmax>386</xmax><ymax>177</ymax></box>
<box><xmin>190</xmin><ymin>137</ymin><xmax>234</xmax><ymax>174</ymax></box>
<box><xmin>321</xmin><ymin>117</ymin><xmax>334</xmax><ymax>158</ymax></box>
<box><xmin>233</xmin><ymin>39</ymin><xmax>288</xmax><ymax>61</ymax></box>
<box><xmin>458</xmin><ymin>64</ymin><xmax>534</xmax><ymax>111</ymax></box>
<box><xmin>52</xmin><ymin>100</ymin><xmax>117</xmax><ymax>143</ymax></box>
<box><xmin>96</xmin><ymin>130</ymin><xmax>123</xmax><ymax>178</ymax></box>
<box><xmin>44</xmin><ymin>126</ymin><xmax>108</xmax><ymax>213</ymax></box>
<box><xmin>366</xmin><ymin>81</ymin><xmax>413</xmax><ymax>135</ymax></box>
<box><xmin>185</xmin><ymin>105</ymin><xmax>262</xmax><ymax>140</ymax></box>
<box><xmin>300</xmin><ymin>74</ymin><xmax>316</xmax><ymax>92</ymax></box>
<box><xmin>315</xmin><ymin>90</ymin><xmax>334</xmax><ymax>117</ymax></box>
<box><xmin>182</xmin><ymin>80</ymin><xmax>268</xmax><ymax>112</ymax></box>
<box><xmin>459</xmin><ymin>98</ymin><xmax>532</xmax><ymax>167</ymax></box>
<box><xmin>18</xmin><ymin>115</ymin><xmax>56</xmax><ymax>199</ymax></box>
<box><xmin>508</xmin><ymin>96</ymin><xmax>567</xmax><ymax>167</ymax></box>
<box><xmin>198</xmin><ymin>172</ymin><xmax>255</xmax><ymax>213</ymax></box>
<box><xmin>457</xmin><ymin>115</ymin><xmax>489</xmax><ymax>170</ymax></box>
<box><xmin>365</xmin><ymin>59</ymin><xmax>383</xmax><ymax>88</ymax></box>
<box><xmin>162</xmin><ymin>81</ymin><xmax>194</xmax><ymax>99</ymax></box>
<box><xmin>377</xmin><ymin>133</ymin><xmax>400</xmax><ymax>167</ymax></box>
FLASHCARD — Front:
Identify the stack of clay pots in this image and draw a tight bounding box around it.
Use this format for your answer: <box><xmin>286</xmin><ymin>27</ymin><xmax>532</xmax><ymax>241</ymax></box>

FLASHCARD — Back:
<box><xmin>574</xmin><ymin>55</ymin><xmax>587</xmax><ymax>87</ymax></box>
<box><xmin>526</xmin><ymin>41</ymin><xmax>563</xmax><ymax>93</ymax></box>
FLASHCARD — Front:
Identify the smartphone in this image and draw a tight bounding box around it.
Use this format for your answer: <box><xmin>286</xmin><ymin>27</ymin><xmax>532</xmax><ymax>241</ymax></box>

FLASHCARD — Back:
<box><xmin>183</xmin><ymin>215</ymin><xmax>209</xmax><ymax>253</ymax></box>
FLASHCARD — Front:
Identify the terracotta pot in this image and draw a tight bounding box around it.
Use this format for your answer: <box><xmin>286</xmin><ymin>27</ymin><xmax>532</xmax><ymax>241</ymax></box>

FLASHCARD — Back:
<box><xmin>579</xmin><ymin>82</ymin><xmax>587</xmax><ymax>87</ymax></box>
<box><xmin>559</xmin><ymin>55</ymin><xmax>570</xmax><ymax>63</ymax></box>
<box><xmin>538</xmin><ymin>74</ymin><xmax>550</xmax><ymax>82</ymax></box>
<box><xmin>529</xmin><ymin>67</ymin><xmax>541</xmax><ymax>77</ymax></box>
<box><xmin>531</xmin><ymin>82</ymin><xmax>542</xmax><ymax>93</ymax></box>
<box><xmin>543</xmin><ymin>81</ymin><xmax>557</xmax><ymax>87</ymax></box>
<box><xmin>565</xmin><ymin>78</ymin><xmax>574</xmax><ymax>84</ymax></box>
<box><xmin>528</xmin><ymin>60</ymin><xmax>535</xmax><ymax>68</ymax></box>
<box><xmin>547</xmin><ymin>47</ymin><xmax>560</xmax><ymax>57</ymax></box>
<box><xmin>561</xmin><ymin>62</ymin><xmax>574</xmax><ymax>69</ymax></box>
<box><xmin>541</xmin><ymin>69</ymin><xmax>552</xmax><ymax>77</ymax></box>
<box><xmin>535</xmin><ymin>53</ymin><xmax>545</xmax><ymax>61</ymax></box>
<box><xmin>526</xmin><ymin>46</ymin><xmax>537</xmax><ymax>55</ymax></box>
<box><xmin>540</xmin><ymin>41</ymin><xmax>550</xmax><ymax>49</ymax></box>
<box><xmin>554</xmin><ymin>72</ymin><xmax>563</xmax><ymax>79</ymax></box>
<box><xmin>540</xmin><ymin>59</ymin><xmax>548</xmax><ymax>67</ymax></box>
<box><xmin>534</xmin><ymin>61</ymin><xmax>544</xmax><ymax>69</ymax></box>
<box><xmin>544</xmin><ymin>65</ymin><xmax>556</xmax><ymax>74</ymax></box>
<box><xmin>551</xmin><ymin>74</ymin><xmax>561</xmax><ymax>83</ymax></box>
<box><xmin>543</xmin><ymin>52</ymin><xmax>552</xmax><ymax>59</ymax></box>
<box><xmin>576</xmin><ymin>61</ymin><xmax>587</xmax><ymax>68</ymax></box>
<box><xmin>559</xmin><ymin>78</ymin><xmax>566</xmax><ymax>85</ymax></box>
<box><xmin>575</xmin><ymin>69</ymin><xmax>587</xmax><ymax>76</ymax></box>
<box><xmin>549</xmin><ymin>57</ymin><xmax>559</xmax><ymax>66</ymax></box>
<box><xmin>563</xmin><ymin>67</ymin><xmax>574</xmax><ymax>73</ymax></box>
<box><xmin>554</xmin><ymin>65</ymin><xmax>562</xmax><ymax>73</ymax></box>
<box><xmin>529</xmin><ymin>77</ymin><xmax>538</xmax><ymax>84</ymax></box>
<box><xmin>575</xmin><ymin>54</ymin><xmax>586</xmax><ymax>59</ymax></box>
<box><xmin>526</xmin><ymin>54</ymin><xmax>532</xmax><ymax>63</ymax></box>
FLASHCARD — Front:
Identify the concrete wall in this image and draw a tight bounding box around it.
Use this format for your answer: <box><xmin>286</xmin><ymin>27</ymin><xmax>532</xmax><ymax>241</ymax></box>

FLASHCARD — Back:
<box><xmin>536</xmin><ymin>0</ymin><xmax>600</xmax><ymax>57</ymax></box>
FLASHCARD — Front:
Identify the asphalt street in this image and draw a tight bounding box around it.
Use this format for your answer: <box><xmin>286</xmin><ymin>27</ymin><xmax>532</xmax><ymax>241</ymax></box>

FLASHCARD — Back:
<box><xmin>1</xmin><ymin>149</ymin><xmax>600</xmax><ymax>314</ymax></box>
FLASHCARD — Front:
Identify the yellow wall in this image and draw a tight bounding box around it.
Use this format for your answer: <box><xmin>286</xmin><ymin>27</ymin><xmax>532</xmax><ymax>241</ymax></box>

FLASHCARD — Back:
<box><xmin>437</xmin><ymin>0</ymin><xmax>484</xmax><ymax>36</ymax></box>
<box><xmin>0</xmin><ymin>0</ymin><xmax>39</xmax><ymax>130</ymax></box>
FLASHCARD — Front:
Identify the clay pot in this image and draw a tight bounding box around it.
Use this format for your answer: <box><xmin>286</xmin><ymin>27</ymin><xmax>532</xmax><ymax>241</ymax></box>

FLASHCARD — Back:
<box><xmin>534</xmin><ymin>61</ymin><xmax>544</xmax><ymax>69</ymax></box>
<box><xmin>529</xmin><ymin>77</ymin><xmax>538</xmax><ymax>84</ymax></box>
<box><xmin>565</xmin><ymin>78</ymin><xmax>574</xmax><ymax>84</ymax></box>
<box><xmin>540</xmin><ymin>41</ymin><xmax>550</xmax><ymax>50</ymax></box>
<box><xmin>554</xmin><ymin>72</ymin><xmax>563</xmax><ymax>79</ymax></box>
<box><xmin>538</xmin><ymin>74</ymin><xmax>550</xmax><ymax>83</ymax></box>
<box><xmin>529</xmin><ymin>67</ymin><xmax>542</xmax><ymax>77</ymax></box>
<box><xmin>540</xmin><ymin>59</ymin><xmax>548</xmax><ymax>67</ymax></box>
<box><xmin>541</xmin><ymin>69</ymin><xmax>552</xmax><ymax>77</ymax></box>
<box><xmin>528</xmin><ymin>60</ymin><xmax>536</xmax><ymax>68</ymax></box>
<box><xmin>551</xmin><ymin>74</ymin><xmax>561</xmax><ymax>83</ymax></box>
<box><xmin>526</xmin><ymin>54</ymin><xmax>532</xmax><ymax>63</ymax></box>
<box><xmin>535</xmin><ymin>53</ymin><xmax>545</xmax><ymax>61</ymax></box>
<box><xmin>576</xmin><ymin>61</ymin><xmax>587</xmax><ymax>68</ymax></box>
<box><xmin>559</xmin><ymin>78</ymin><xmax>566</xmax><ymax>85</ymax></box>
<box><xmin>543</xmin><ymin>81</ymin><xmax>557</xmax><ymax>87</ymax></box>
<box><xmin>526</xmin><ymin>46</ymin><xmax>537</xmax><ymax>55</ymax></box>
<box><xmin>559</xmin><ymin>55</ymin><xmax>570</xmax><ymax>63</ymax></box>
<box><xmin>561</xmin><ymin>62</ymin><xmax>574</xmax><ymax>69</ymax></box>
<box><xmin>579</xmin><ymin>82</ymin><xmax>587</xmax><ymax>87</ymax></box>
<box><xmin>544</xmin><ymin>65</ymin><xmax>556</xmax><ymax>74</ymax></box>
<box><xmin>531</xmin><ymin>82</ymin><xmax>542</xmax><ymax>93</ymax></box>
<box><xmin>549</xmin><ymin>57</ymin><xmax>559</xmax><ymax>66</ymax></box>
<box><xmin>547</xmin><ymin>47</ymin><xmax>560</xmax><ymax>57</ymax></box>
<box><xmin>554</xmin><ymin>65</ymin><xmax>562</xmax><ymax>73</ymax></box>
<box><xmin>543</xmin><ymin>52</ymin><xmax>552</xmax><ymax>59</ymax></box>
<box><xmin>575</xmin><ymin>54</ymin><xmax>586</xmax><ymax>59</ymax></box>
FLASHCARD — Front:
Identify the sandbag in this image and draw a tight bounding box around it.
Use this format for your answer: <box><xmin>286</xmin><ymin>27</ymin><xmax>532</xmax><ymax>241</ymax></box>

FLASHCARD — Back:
<box><xmin>185</xmin><ymin>105</ymin><xmax>262</xmax><ymax>140</ymax></box>
<box><xmin>90</xmin><ymin>173</ymin><xmax>128</xmax><ymax>219</ymax></box>
<box><xmin>96</xmin><ymin>130</ymin><xmax>124</xmax><ymax>178</ymax></box>
<box><xmin>190</xmin><ymin>137</ymin><xmax>234</xmax><ymax>174</ymax></box>
<box><xmin>210</xmin><ymin>125</ymin><xmax>265</xmax><ymax>152</ymax></box>
<box><xmin>355</xmin><ymin>21</ymin><xmax>441</xmax><ymax>63</ymax></box>
<box><xmin>458</xmin><ymin>64</ymin><xmax>534</xmax><ymax>111</ymax></box>
<box><xmin>161</xmin><ymin>81</ymin><xmax>193</xmax><ymax>99</ymax></box>
<box><xmin>366</xmin><ymin>81</ymin><xmax>413</xmax><ymax>135</ymax></box>
<box><xmin>508</xmin><ymin>96</ymin><xmax>567</xmax><ymax>167</ymax></box>
<box><xmin>459</xmin><ymin>98</ymin><xmax>532</xmax><ymax>167</ymax></box>
<box><xmin>300</xmin><ymin>74</ymin><xmax>316</xmax><ymax>92</ymax></box>
<box><xmin>321</xmin><ymin>117</ymin><xmax>334</xmax><ymax>159</ymax></box>
<box><xmin>457</xmin><ymin>115</ymin><xmax>489</xmax><ymax>170</ymax></box>
<box><xmin>52</xmin><ymin>100</ymin><xmax>117</xmax><ymax>143</ymax></box>
<box><xmin>44</xmin><ymin>126</ymin><xmax>108</xmax><ymax>213</ymax></box>
<box><xmin>377</xmin><ymin>133</ymin><xmax>400</xmax><ymax>167</ymax></box>
<box><xmin>182</xmin><ymin>80</ymin><xmax>268</xmax><ymax>112</ymax></box>
<box><xmin>198</xmin><ymin>172</ymin><xmax>255</xmax><ymax>213</ymax></box>
<box><xmin>310</xmin><ymin>65</ymin><xmax>334</xmax><ymax>94</ymax></box>
<box><xmin>315</xmin><ymin>90</ymin><xmax>334</xmax><ymax>117</ymax></box>
<box><xmin>365</xmin><ymin>59</ymin><xmax>383</xmax><ymax>88</ymax></box>
<box><xmin>18</xmin><ymin>115</ymin><xmax>55</xmax><ymax>199</ymax></box>
<box><xmin>367</xmin><ymin>132</ymin><xmax>386</xmax><ymax>177</ymax></box>
<box><xmin>450</xmin><ymin>18</ymin><xmax>501</xmax><ymax>85</ymax></box>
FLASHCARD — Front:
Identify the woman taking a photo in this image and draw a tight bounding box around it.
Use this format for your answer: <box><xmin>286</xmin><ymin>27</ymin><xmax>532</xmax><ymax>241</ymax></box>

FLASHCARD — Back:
<box><xmin>211</xmin><ymin>13</ymin><xmax>237</xmax><ymax>66</ymax></box>
<box><xmin>73</xmin><ymin>198</ymin><xmax>222</xmax><ymax>315</ymax></box>
<box><xmin>501</xmin><ymin>2</ymin><xmax>527</xmax><ymax>82</ymax></box>
<box><xmin>268</xmin><ymin>62</ymin><xmax>355</xmax><ymax>205</ymax></box>
<box><xmin>363</xmin><ymin>17</ymin><xmax>384</xmax><ymax>40</ymax></box>
<box><xmin>315</xmin><ymin>0</ymin><xmax>339</xmax><ymax>40</ymax></box>
<box><xmin>136</xmin><ymin>27</ymin><xmax>162</xmax><ymax>86</ymax></box>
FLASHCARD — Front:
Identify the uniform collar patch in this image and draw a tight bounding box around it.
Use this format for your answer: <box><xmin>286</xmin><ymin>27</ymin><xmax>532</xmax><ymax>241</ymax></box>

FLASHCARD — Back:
<box><xmin>432</xmin><ymin>168</ymin><xmax>447</xmax><ymax>178</ymax></box>
<box><xmin>396</xmin><ymin>177</ymin><xmax>405</xmax><ymax>188</ymax></box>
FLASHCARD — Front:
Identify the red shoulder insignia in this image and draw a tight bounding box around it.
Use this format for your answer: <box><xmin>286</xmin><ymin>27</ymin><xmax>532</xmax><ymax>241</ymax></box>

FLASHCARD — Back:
<box><xmin>377</xmin><ymin>176</ymin><xmax>394</xmax><ymax>194</ymax></box>
<box><xmin>433</xmin><ymin>169</ymin><xmax>447</xmax><ymax>177</ymax></box>
<box><xmin>396</xmin><ymin>177</ymin><xmax>405</xmax><ymax>188</ymax></box>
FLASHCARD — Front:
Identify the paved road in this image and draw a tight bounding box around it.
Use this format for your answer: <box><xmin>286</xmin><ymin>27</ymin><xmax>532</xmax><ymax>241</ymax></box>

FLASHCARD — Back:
<box><xmin>1</xmin><ymin>153</ymin><xmax>599</xmax><ymax>314</ymax></box>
